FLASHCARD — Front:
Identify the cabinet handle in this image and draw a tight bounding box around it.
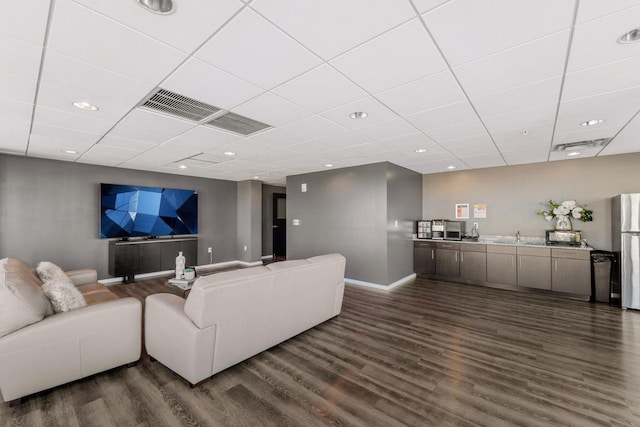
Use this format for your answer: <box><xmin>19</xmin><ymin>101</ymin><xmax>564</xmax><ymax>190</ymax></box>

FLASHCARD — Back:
<box><xmin>461</xmin><ymin>252</ymin><xmax>464</xmax><ymax>262</ymax></box>
<box><xmin>431</xmin><ymin>249</ymin><xmax>434</xmax><ymax>260</ymax></box>
<box><xmin>519</xmin><ymin>256</ymin><xmax>522</xmax><ymax>268</ymax></box>
<box><xmin>554</xmin><ymin>259</ymin><xmax>557</xmax><ymax>271</ymax></box>
<box><xmin>455</xmin><ymin>252</ymin><xmax>458</xmax><ymax>261</ymax></box>
<box><xmin>511</xmin><ymin>255</ymin><xmax>514</xmax><ymax>266</ymax></box>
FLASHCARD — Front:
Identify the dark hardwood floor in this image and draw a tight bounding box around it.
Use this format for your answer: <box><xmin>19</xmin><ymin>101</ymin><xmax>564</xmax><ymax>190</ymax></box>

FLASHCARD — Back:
<box><xmin>2</xmin><ymin>276</ymin><xmax>640</xmax><ymax>426</ymax></box>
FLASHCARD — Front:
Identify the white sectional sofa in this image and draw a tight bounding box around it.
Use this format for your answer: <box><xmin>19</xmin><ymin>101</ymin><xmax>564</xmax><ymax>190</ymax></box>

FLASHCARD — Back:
<box><xmin>145</xmin><ymin>253</ymin><xmax>346</xmax><ymax>386</ymax></box>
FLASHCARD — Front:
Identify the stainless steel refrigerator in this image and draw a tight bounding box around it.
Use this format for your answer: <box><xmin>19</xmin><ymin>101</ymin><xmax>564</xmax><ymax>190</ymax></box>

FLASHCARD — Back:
<box><xmin>612</xmin><ymin>194</ymin><xmax>640</xmax><ymax>309</ymax></box>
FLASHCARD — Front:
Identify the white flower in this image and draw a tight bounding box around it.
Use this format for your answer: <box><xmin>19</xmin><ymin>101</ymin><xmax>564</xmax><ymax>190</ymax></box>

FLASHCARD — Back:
<box><xmin>557</xmin><ymin>205</ymin><xmax>570</xmax><ymax>215</ymax></box>
<box><xmin>562</xmin><ymin>200</ymin><xmax>576</xmax><ymax>209</ymax></box>
<box><xmin>553</xmin><ymin>208</ymin><xmax>560</xmax><ymax>215</ymax></box>
<box><xmin>545</xmin><ymin>215</ymin><xmax>553</xmax><ymax>222</ymax></box>
<box><xmin>572</xmin><ymin>206</ymin><xmax>583</xmax><ymax>219</ymax></box>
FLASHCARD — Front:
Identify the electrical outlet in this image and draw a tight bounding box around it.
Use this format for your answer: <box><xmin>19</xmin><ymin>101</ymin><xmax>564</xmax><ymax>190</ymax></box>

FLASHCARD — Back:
<box><xmin>207</xmin><ymin>247</ymin><xmax>212</xmax><ymax>253</ymax></box>
<box><xmin>243</xmin><ymin>245</ymin><xmax>247</xmax><ymax>251</ymax></box>
<box><xmin>473</xmin><ymin>222</ymin><xmax>479</xmax><ymax>229</ymax></box>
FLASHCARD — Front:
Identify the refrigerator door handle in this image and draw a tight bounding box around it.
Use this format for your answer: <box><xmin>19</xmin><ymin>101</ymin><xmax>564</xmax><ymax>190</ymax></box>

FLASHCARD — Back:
<box><xmin>621</xmin><ymin>232</ymin><xmax>640</xmax><ymax>309</ymax></box>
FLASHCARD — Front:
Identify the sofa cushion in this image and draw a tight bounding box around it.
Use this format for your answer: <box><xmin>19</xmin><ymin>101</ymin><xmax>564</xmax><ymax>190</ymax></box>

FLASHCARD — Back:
<box><xmin>77</xmin><ymin>282</ymin><xmax>120</xmax><ymax>306</ymax></box>
<box><xmin>41</xmin><ymin>280</ymin><xmax>87</xmax><ymax>313</ymax></box>
<box><xmin>0</xmin><ymin>258</ymin><xmax>54</xmax><ymax>338</ymax></box>
<box><xmin>36</xmin><ymin>261</ymin><xmax>73</xmax><ymax>285</ymax></box>
<box><xmin>265</xmin><ymin>259</ymin><xmax>310</xmax><ymax>271</ymax></box>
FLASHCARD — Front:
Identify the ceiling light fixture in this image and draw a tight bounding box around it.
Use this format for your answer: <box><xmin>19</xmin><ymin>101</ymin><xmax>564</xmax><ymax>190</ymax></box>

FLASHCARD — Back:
<box><xmin>62</xmin><ymin>149</ymin><xmax>77</xmax><ymax>154</ymax></box>
<box><xmin>253</xmin><ymin>176</ymin><xmax>259</xmax><ymax>179</ymax></box>
<box><xmin>521</xmin><ymin>130</ymin><xmax>529</xmax><ymax>136</ymax></box>
<box><xmin>566</xmin><ymin>151</ymin><xmax>581</xmax><ymax>157</ymax></box>
<box><xmin>136</xmin><ymin>0</ymin><xmax>175</xmax><ymax>14</ymax></box>
<box><xmin>580</xmin><ymin>119</ymin><xmax>605</xmax><ymax>126</ymax></box>
<box><xmin>349</xmin><ymin>111</ymin><xmax>368</xmax><ymax>120</ymax></box>
<box><xmin>72</xmin><ymin>101</ymin><xmax>98</xmax><ymax>111</ymax></box>
<box><xmin>324</xmin><ymin>163</ymin><xmax>334</xmax><ymax>168</ymax></box>
<box><xmin>618</xmin><ymin>27</ymin><xmax>640</xmax><ymax>44</ymax></box>
<box><xmin>415</xmin><ymin>148</ymin><xmax>427</xmax><ymax>153</ymax></box>
<box><xmin>178</xmin><ymin>164</ymin><xmax>187</xmax><ymax>169</ymax></box>
<box><xmin>446</xmin><ymin>165</ymin><xmax>456</xmax><ymax>170</ymax></box>
<box><xmin>223</xmin><ymin>151</ymin><xmax>236</xmax><ymax>156</ymax></box>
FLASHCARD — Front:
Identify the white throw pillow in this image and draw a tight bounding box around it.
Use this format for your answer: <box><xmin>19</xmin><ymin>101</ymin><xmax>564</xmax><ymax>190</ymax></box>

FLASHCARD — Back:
<box><xmin>41</xmin><ymin>280</ymin><xmax>87</xmax><ymax>313</ymax></box>
<box><xmin>36</xmin><ymin>261</ymin><xmax>72</xmax><ymax>284</ymax></box>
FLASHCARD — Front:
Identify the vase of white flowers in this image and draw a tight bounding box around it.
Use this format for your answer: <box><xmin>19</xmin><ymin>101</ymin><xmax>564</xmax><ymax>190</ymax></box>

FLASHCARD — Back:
<box><xmin>537</xmin><ymin>200</ymin><xmax>593</xmax><ymax>231</ymax></box>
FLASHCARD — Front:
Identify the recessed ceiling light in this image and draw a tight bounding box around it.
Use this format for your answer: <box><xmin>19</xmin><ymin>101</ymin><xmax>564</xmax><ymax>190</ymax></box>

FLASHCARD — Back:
<box><xmin>349</xmin><ymin>111</ymin><xmax>368</xmax><ymax>120</ymax></box>
<box><xmin>415</xmin><ymin>148</ymin><xmax>427</xmax><ymax>153</ymax></box>
<box><xmin>446</xmin><ymin>165</ymin><xmax>456</xmax><ymax>170</ymax></box>
<box><xmin>324</xmin><ymin>163</ymin><xmax>334</xmax><ymax>168</ymax></box>
<box><xmin>72</xmin><ymin>101</ymin><xmax>98</xmax><ymax>111</ymax></box>
<box><xmin>136</xmin><ymin>0</ymin><xmax>175</xmax><ymax>14</ymax></box>
<box><xmin>62</xmin><ymin>149</ymin><xmax>77</xmax><ymax>154</ymax></box>
<box><xmin>223</xmin><ymin>151</ymin><xmax>236</xmax><ymax>156</ymax></box>
<box><xmin>567</xmin><ymin>151</ymin><xmax>581</xmax><ymax>157</ymax></box>
<box><xmin>580</xmin><ymin>119</ymin><xmax>605</xmax><ymax>126</ymax></box>
<box><xmin>253</xmin><ymin>176</ymin><xmax>259</xmax><ymax>179</ymax></box>
<box><xmin>618</xmin><ymin>27</ymin><xmax>640</xmax><ymax>44</ymax></box>
<box><xmin>178</xmin><ymin>164</ymin><xmax>187</xmax><ymax>169</ymax></box>
<box><xmin>521</xmin><ymin>130</ymin><xmax>529</xmax><ymax>136</ymax></box>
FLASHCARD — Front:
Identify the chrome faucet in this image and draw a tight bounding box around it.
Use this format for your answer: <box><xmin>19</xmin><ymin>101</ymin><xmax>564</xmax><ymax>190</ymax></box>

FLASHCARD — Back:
<box><xmin>516</xmin><ymin>230</ymin><xmax>521</xmax><ymax>242</ymax></box>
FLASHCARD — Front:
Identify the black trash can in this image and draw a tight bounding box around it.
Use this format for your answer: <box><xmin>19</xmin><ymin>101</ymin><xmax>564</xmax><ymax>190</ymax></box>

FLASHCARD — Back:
<box><xmin>590</xmin><ymin>251</ymin><xmax>617</xmax><ymax>304</ymax></box>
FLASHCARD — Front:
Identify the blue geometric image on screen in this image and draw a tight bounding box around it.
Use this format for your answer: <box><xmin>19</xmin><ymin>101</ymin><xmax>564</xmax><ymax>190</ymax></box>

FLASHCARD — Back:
<box><xmin>100</xmin><ymin>184</ymin><xmax>198</xmax><ymax>238</ymax></box>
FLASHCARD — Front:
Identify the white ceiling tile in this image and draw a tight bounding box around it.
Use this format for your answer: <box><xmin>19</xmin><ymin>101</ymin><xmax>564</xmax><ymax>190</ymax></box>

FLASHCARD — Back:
<box><xmin>458</xmin><ymin>153</ymin><xmax>506</xmax><ymax>169</ymax></box>
<box><xmin>553</xmin><ymin>125</ymin><xmax>619</xmax><ymax>146</ymax></box>
<box><xmin>569</xmin><ymin>6</ymin><xmax>640</xmax><ymax>72</ymax></box>
<box><xmin>0</xmin><ymin>35</ymin><xmax>42</xmax><ymax>81</ymax></box>
<box><xmin>73</xmin><ymin>0</ymin><xmax>243</xmax><ymax>53</ymax></box>
<box><xmin>0</xmin><ymin>98</ymin><xmax>33</xmax><ymax>123</ymax></box>
<box><xmin>424</xmin><ymin>0</ymin><xmax>574</xmax><ymax>66</ymax></box>
<box><xmin>77</xmin><ymin>144</ymin><xmax>141</xmax><ymax>166</ymax></box>
<box><xmin>576</xmin><ymin>0</ymin><xmax>640</xmax><ymax>25</ymax></box>
<box><xmin>439</xmin><ymin>135</ymin><xmax>497</xmax><ymax>155</ymax></box>
<box><xmin>232</xmin><ymin>92</ymin><xmax>311</xmax><ymax>127</ymax></box>
<box><xmin>108</xmin><ymin>109</ymin><xmax>195</xmax><ymax>144</ymax></box>
<box><xmin>406</xmin><ymin>101</ymin><xmax>477</xmax><ymax>133</ymax></box>
<box><xmin>562</xmin><ymin>55</ymin><xmax>640</xmax><ymax>101</ymax></box>
<box><xmin>288</xmin><ymin>140</ymin><xmax>335</xmax><ymax>155</ymax></box>
<box><xmin>98</xmin><ymin>135</ymin><xmax>157</xmax><ymax>151</ymax></box>
<box><xmin>28</xmin><ymin>124</ymin><xmax>102</xmax><ymax>155</ymax></box>
<box><xmin>483</xmin><ymin>107</ymin><xmax>556</xmax><ymax>135</ymax></box>
<box><xmin>162</xmin><ymin>58</ymin><xmax>263</xmax><ymax>110</ymax></box>
<box><xmin>376</xmin><ymin>70</ymin><xmax>465</xmax><ymax>116</ymax></box>
<box><xmin>492</xmin><ymin>123</ymin><xmax>554</xmax><ymax>151</ymax></box>
<box><xmin>246</xmin><ymin>127</ymin><xmax>308</xmax><ymax>147</ymax></box>
<box><xmin>0</xmin><ymin>72</ymin><xmax>38</xmax><ymax>104</ymax></box>
<box><xmin>311</xmin><ymin>132</ymin><xmax>372</xmax><ymax>149</ymax></box>
<box><xmin>0</xmin><ymin>117</ymin><xmax>30</xmax><ymax>155</ymax></box>
<box><xmin>453</xmin><ymin>31</ymin><xmax>569</xmax><ymax>99</ymax></box>
<box><xmin>252</xmin><ymin>0</ymin><xmax>415</xmax><ymax>60</ymax></box>
<box><xmin>364</xmin><ymin>150</ymin><xmax>411</xmax><ymax>163</ymax></box>
<box><xmin>195</xmin><ymin>9</ymin><xmax>321</xmax><ymax>90</ymax></box>
<box><xmin>329</xmin><ymin>142</ymin><xmax>394</xmax><ymax>157</ymax></box>
<box><xmin>160</xmin><ymin>126</ymin><xmax>242</xmax><ymax>152</ymax></box>
<box><xmin>0</xmin><ymin>2</ymin><xmax>50</xmax><ymax>45</ymax></box>
<box><xmin>428</xmin><ymin>120</ymin><xmax>488</xmax><ymax>143</ymax></box>
<box><xmin>600</xmin><ymin>113</ymin><xmax>640</xmax><ymax>156</ymax></box>
<box><xmin>502</xmin><ymin>149</ymin><xmax>550</xmax><ymax>165</ymax></box>
<box><xmin>48</xmin><ymin>0</ymin><xmax>187</xmax><ymax>85</ymax></box>
<box><xmin>205</xmin><ymin>139</ymin><xmax>275</xmax><ymax>158</ymax></box>
<box><xmin>245</xmin><ymin>148</ymin><xmax>301</xmax><ymax>163</ymax></box>
<box><xmin>331</xmin><ymin>19</ymin><xmax>447</xmax><ymax>93</ymax></box>
<box><xmin>549</xmin><ymin>146</ymin><xmax>602</xmax><ymax>162</ymax></box>
<box><xmin>320</xmin><ymin>96</ymin><xmax>397</xmax><ymax>129</ymax></box>
<box><xmin>411</xmin><ymin>0</ymin><xmax>450</xmax><ymax>14</ymax></box>
<box><xmin>408</xmin><ymin>160</ymin><xmax>468</xmax><ymax>174</ymax></box>
<box><xmin>33</xmin><ymin>105</ymin><xmax>117</xmax><ymax>134</ymax></box>
<box><xmin>281</xmin><ymin>115</ymin><xmax>348</xmax><ymax>140</ymax></box>
<box><xmin>357</xmin><ymin>117</ymin><xmax>418</xmax><ymax>141</ymax></box>
<box><xmin>272</xmin><ymin>64</ymin><xmax>367</xmax><ymax>113</ymax></box>
<box><xmin>472</xmin><ymin>78</ymin><xmax>562</xmax><ymax>119</ymax></box>
<box><xmin>379</xmin><ymin>133</ymin><xmax>442</xmax><ymax>155</ymax></box>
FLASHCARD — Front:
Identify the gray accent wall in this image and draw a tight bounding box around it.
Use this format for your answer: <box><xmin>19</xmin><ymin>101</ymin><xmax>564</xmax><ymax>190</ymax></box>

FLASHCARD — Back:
<box><xmin>261</xmin><ymin>184</ymin><xmax>286</xmax><ymax>257</ymax></box>
<box><xmin>287</xmin><ymin>162</ymin><xmax>421</xmax><ymax>286</ymax></box>
<box><xmin>236</xmin><ymin>180</ymin><xmax>262</xmax><ymax>263</ymax></box>
<box><xmin>422</xmin><ymin>153</ymin><xmax>640</xmax><ymax>251</ymax></box>
<box><xmin>0</xmin><ymin>154</ymin><xmax>238</xmax><ymax>279</ymax></box>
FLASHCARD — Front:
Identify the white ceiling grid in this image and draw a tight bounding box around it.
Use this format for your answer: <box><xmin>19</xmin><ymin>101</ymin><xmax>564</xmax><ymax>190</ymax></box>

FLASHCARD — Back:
<box><xmin>0</xmin><ymin>0</ymin><xmax>638</xmax><ymax>185</ymax></box>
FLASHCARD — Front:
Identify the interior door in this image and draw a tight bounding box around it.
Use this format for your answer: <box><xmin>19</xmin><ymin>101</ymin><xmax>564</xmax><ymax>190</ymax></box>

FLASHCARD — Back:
<box><xmin>272</xmin><ymin>193</ymin><xmax>286</xmax><ymax>258</ymax></box>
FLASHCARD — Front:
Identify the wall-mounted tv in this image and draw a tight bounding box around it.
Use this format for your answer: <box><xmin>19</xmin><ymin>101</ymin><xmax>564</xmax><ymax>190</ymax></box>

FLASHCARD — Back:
<box><xmin>100</xmin><ymin>183</ymin><xmax>198</xmax><ymax>239</ymax></box>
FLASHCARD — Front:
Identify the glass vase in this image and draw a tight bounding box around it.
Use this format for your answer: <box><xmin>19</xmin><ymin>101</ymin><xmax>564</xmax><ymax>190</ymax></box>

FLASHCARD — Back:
<box><xmin>555</xmin><ymin>215</ymin><xmax>572</xmax><ymax>231</ymax></box>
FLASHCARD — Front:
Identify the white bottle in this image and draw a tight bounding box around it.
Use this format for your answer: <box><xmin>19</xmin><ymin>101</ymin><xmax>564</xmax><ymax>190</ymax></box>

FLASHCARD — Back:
<box><xmin>175</xmin><ymin>251</ymin><xmax>185</xmax><ymax>279</ymax></box>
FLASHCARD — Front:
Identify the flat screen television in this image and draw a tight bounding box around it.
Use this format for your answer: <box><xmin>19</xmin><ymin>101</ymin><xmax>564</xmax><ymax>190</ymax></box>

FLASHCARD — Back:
<box><xmin>100</xmin><ymin>183</ymin><xmax>198</xmax><ymax>239</ymax></box>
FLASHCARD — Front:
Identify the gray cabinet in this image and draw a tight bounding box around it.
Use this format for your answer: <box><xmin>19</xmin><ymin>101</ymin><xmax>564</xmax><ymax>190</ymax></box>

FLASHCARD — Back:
<box><xmin>551</xmin><ymin>248</ymin><xmax>591</xmax><ymax>295</ymax></box>
<box><xmin>460</xmin><ymin>244</ymin><xmax>486</xmax><ymax>282</ymax></box>
<box><xmin>414</xmin><ymin>241</ymin><xmax>436</xmax><ymax>275</ymax></box>
<box><xmin>486</xmin><ymin>245</ymin><xmax>517</xmax><ymax>286</ymax></box>
<box><xmin>517</xmin><ymin>246</ymin><xmax>551</xmax><ymax>290</ymax></box>
<box><xmin>436</xmin><ymin>242</ymin><xmax>459</xmax><ymax>278</ymax></box>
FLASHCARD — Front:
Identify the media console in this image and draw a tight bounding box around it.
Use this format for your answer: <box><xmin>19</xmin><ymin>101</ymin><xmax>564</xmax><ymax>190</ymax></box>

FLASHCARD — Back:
<box><xmin>108</xmin><ymin>237</ymin><xmax>198</xmax><ymax>283</ymax></box>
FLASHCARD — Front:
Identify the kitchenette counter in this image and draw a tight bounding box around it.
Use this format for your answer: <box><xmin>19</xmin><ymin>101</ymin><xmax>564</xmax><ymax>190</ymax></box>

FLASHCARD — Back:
<box><xmin>413</xmin><ymin>235</ymin><xmax>592</xmax><ymax>250</ymax></box>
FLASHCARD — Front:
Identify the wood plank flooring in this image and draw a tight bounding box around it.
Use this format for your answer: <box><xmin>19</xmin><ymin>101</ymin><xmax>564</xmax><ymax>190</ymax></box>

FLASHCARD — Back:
<box><xmin>2</xmin><ymin>276</ymin><xmax>640</xmax><ymax>426</ymax></box>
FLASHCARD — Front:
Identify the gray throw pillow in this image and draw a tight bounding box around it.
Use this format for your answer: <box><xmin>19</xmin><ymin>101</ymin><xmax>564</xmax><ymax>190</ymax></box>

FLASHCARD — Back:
<box><xmin>36</xmin><ymin>261</ymin><xmax>72</xmax><ymax>284</ymax></box>
<box><xmin>41</xmin><ymin>280</ymin><xmax>87</xmax><ymax>313</ymax></box>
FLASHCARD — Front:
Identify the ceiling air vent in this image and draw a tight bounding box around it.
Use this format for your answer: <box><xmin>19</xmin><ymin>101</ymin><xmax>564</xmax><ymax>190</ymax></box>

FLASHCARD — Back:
<box><xmin>140</xmin><ymin>88</ymin><xmax>221</xmax><ymax>122</ymax></box>
<box><xmin>205</xmin><ymin>112</ymin><xmax>271</xmax><ymax>136</ymax></box>
<box><xmin>552</xmin><ymin>138</ymin><xmax>611</xmax><ymax>151</ymax></box>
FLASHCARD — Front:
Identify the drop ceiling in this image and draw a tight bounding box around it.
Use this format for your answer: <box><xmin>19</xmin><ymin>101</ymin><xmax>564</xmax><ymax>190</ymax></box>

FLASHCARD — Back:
<box><xmin>2</xmin><ymin>0</ymin><xmax>640</xmax><ymax>185</ymax></box>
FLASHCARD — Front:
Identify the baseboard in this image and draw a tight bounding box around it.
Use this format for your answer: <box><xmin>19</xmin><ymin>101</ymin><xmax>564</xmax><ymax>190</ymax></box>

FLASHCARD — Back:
<box><xmin>344</xmin><ymin>273</ymin><xmax>416</xmax><ymax>291</ymax></box>
<box><xmin>261</xmin><ymin>254</ymin><xmax>274</xmax><ymax>260</ymax></box>
<box><xmin>99</xmin><ymin>259</ymin><xmax>264</xmax><ymax>285</ymax></box>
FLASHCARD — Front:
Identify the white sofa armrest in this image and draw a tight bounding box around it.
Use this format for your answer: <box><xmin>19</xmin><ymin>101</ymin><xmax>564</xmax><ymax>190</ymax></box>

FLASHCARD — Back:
<box><xmin>0</xmin><ymin>297</ymin><xmax>141</xmax><ymax>402</ymax></box>
<box><xmin>65</xmin><ymin>269</ymin><xmax>98</xmax><ymax>286</ymax></box>
<box><xmin>145</xmin><ymin>294</ymin><xmax>216</xmax><ymax>386</ymax></box>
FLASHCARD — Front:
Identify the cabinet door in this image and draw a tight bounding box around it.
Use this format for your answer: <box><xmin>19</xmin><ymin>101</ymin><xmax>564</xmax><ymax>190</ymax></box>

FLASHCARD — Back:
<box><xmin>517</xmin><ymin>255</ymin><xmax>551</xmax><ymax>289</ymax></box>
<box><xmin>160</xmin><ymin>241</ymin><xmax>182</xmax><ymax>270</ymax></box>
<box><xmin>552</xmin><ymin>258</ymin><xmax>591</xmax><ymax>295</ymax></box>
<box><xmin>181</xmin><ymin>240</ymin><xmax>198</xmax><ymax>267</ymax></box>
<box><xmin>414</xmin><ymin>245</ymin><xmax>436</xmax><ymax>275</ymax></box>
<box><xmin>436</xmin><ymin>249</ymin><xmax>459</xmax><ymax>278</ymax></box>
<box><xmin>486</xmin><ymin>253</ymin><xmax>517</xmax><ymax>285</ymax></box>
<box><xmin>460</xmin><ymin>251</ymin><xmax>486</xmax><ymax>282</ymax></box>
<box><xmin>110</xmin><ymin>244</ymin><xmax>138</xmax><ymax>276</ymax></box>
<box><xmin>138</xmin><ymin>243</ymin><xmax>161</xmax><ymax>274</ymax></box>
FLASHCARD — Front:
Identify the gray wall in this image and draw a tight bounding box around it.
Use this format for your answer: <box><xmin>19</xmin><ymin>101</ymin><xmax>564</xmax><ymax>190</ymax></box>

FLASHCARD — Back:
<box><xmin>422</xmin><ymin>153</ymin><xmax>640</xmax><ymax>250</ymax></box>
<box><xmin>261</xmin><ymin>184</ymin><xmax>286</xmax><ymax>257</ymax></box>
<box><xmin>0</xmin><ymin>154</ymin><xmax>238</xmax><ymax>279</ymax></box>
<box><xmin>287</xmin><ymin>162</ymin><xmax>422</xmax><ymax>285</ymax></box>
<box><xmin>386</xmin><ymin>163</ymin><xmax>422</xmax><ymax>284</ymax></box>
<box><xmin>236</xmin><ymin>180</ymin><xmax>262</xmax><ymax>263</ymax></box>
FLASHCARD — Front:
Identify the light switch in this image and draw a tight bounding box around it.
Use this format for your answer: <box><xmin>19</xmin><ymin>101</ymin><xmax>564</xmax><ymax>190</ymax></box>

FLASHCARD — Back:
<box><xmin>301</xmin><ymin>183</ymin><xmax>307</xmax><ymax>192</ymax></box>
<box><xmin>292</xmin><ymin>219</ymin><xmax>300</xmax><ymax>226</ymax></box>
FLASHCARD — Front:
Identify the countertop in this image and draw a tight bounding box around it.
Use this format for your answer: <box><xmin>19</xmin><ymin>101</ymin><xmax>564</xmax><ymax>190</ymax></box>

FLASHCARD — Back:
<box><xmin>413</xmin><ymin>235</ymin><xmax>593</xmax><ymax>251</ymax></box>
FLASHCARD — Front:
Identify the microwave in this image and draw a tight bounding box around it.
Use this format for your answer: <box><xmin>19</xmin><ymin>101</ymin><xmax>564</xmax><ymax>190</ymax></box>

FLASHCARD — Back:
<box><xmin>444</xmin><ymin>220</ymin><xmax>465</xmax><ymax>241</ymax></box>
